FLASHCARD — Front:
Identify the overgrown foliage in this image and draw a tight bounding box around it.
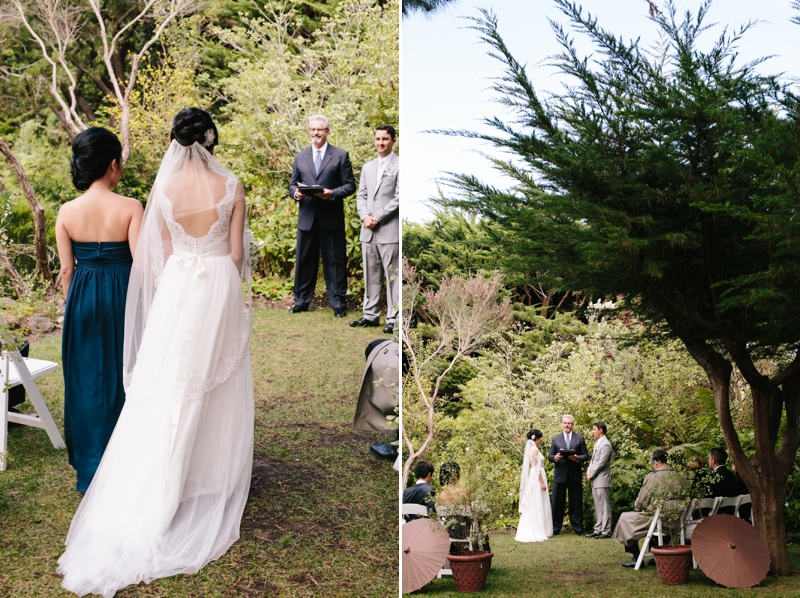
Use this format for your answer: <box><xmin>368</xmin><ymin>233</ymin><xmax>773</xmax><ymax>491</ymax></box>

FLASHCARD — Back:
<box><xmin>435</xmin><ymin>1</ymin><xmax>800</xmax><ymax>573</ymax></box>
<box><xmin>0</xmin><ymin>0</ymin><xmax>398</xmax><ymax>299</ymax></box>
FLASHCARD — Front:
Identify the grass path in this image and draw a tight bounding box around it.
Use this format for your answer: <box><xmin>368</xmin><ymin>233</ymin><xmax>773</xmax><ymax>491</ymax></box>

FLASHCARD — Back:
<box><xmin>415</xmin><ymin>532</ymin><xmax>800</xmax><ymax>597</ymax></box>
<box><xmin>0</xmin><ymin>307</ymin><xmax>398</xmax><ymax>597</ymax></box>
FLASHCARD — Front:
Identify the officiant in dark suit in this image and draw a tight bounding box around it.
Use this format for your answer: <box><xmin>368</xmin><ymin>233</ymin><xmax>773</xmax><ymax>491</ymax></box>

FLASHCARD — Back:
<box><xmin>548</xmin><ymin>414</ymin><xmax>589</xmax><ymax>535</ymax></box>
<box><xmin>288</xmin><ymin>115</ymin><xmax>356</xmax><ymax>317</ymax></box>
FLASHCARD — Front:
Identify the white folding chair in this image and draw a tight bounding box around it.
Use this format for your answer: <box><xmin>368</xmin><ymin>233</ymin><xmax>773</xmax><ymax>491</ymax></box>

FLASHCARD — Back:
<box><xmin>735</xmin><ymin>494</ymin><xmax>751</xmax><ymax>518</ymax></box>
<box><xmin>683</xmin><ymin>497</ymin><xmax>719</xmax><ymax>568</ymax></box>
<box><xmin>401</xmin><ymin>503</ymin><xmax>429</xmax><ymax>524</ymax></box>
<box><xmin>635</xmin><ymin>507</ymin><xmax>664</xmax><ymax>570</ymax></box>
<box><xmin>682</xmin><ymin>497</ymin><xmax>720</xmax><ymax>541</ymax></box>
<box><xmin>715</xmin><ymin>495</ymin><xmax>742</xmax><ymax>516</ymax></box>
<box><xmin>435</xmin><ymin>504</ymin><xmax>474</xmax><ymax>578</ymax></box>
<box><xmin>1</xmin><ymin>349</ymin><xmax>64</xmax><ymax>472</ymax></box>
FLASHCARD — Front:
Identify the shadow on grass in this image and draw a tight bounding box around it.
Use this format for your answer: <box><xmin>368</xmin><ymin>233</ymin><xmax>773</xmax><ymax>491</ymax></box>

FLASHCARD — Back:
<box><xmin>1</xmin><ymin>307</ymin><xmax>398</xmax><ymax>598</ymax></box>
<box><xmin>414</xmin><ymin>533</ymin><xmax>800</xmax><ymax>597</ymax></box>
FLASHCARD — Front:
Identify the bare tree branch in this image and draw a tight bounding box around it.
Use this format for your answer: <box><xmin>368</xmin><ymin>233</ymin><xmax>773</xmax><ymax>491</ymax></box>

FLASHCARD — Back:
<box><xmin>0</xmin><ymin>135</ymin><xmax>53</xmax><ymax>294</ymax></box>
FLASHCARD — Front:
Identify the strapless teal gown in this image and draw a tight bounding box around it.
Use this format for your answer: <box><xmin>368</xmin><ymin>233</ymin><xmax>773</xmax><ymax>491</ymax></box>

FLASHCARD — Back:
<box><xmin>62</xmin><ymin>241</ymin><xmax>132</xmax><ymax>492</ymax></box>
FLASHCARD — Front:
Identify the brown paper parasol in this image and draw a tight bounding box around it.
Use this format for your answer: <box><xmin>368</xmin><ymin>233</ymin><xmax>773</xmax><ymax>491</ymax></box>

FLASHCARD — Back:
<box><xmin>691</xmin><ymin>514</ymin><xmax>770</xmax><ymax>588</ymax></box>
<box><xmin>402</xmin><ymin>518</ymin><xmax>451</xmax><ymax>594</ymax></box>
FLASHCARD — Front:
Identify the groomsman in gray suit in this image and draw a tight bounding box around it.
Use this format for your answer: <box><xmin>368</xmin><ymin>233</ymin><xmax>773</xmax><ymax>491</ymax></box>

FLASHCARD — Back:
<box><xmin>350</xmin><ymin>125</ymin><xmax>399</xmax><ymax>334</ymax></box>
<box><xmin>586</xmin><ymin>422</ymin><xmax>612</xmax><ymax>539</ymax></box>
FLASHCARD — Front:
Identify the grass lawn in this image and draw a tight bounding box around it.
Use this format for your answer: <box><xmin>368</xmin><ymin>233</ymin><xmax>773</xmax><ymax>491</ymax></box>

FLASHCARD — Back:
<box><xmin>414</xmin><ymin>532</ymin><xmax>800</xmax><ymax>597</ymax></box>
<box><xmin>0</xmin><ymin>307</ymin><xmax>399</xmax><ymax>597</ymax></box>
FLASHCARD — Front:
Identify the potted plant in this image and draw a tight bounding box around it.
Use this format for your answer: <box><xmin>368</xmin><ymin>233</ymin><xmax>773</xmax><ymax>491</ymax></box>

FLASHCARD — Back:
<box><xmin>437</xmin><ymin>460</ymin><xmax>495</xmax><ymax>592</ymax></box>
<box><xmin>647</xmin><ymin>477</ymin><xmax>693</xmax><ymax>585</ymax></box>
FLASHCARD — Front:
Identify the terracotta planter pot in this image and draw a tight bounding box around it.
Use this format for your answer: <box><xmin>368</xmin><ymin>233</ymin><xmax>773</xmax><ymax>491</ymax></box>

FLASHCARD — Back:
<box><xmin>651</xmin><ymin>544</ymin><xmax>693</xmax><ymax>585</ymax></box>
<box><xmin>448</xmin><ymin>550</ymin><xmax>494</xmax><ymax>592</ymax></box>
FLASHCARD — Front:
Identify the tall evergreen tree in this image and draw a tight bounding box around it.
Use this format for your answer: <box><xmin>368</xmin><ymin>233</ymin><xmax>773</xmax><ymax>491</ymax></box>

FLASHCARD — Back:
<box><xmin>440</xmin><ymin>0</ymin><xmax>800</xmax><ymax>574</ymax></box>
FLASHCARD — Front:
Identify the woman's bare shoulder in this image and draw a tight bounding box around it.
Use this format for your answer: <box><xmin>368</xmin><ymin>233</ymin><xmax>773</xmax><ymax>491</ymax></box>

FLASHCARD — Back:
<box><xmin>113</xmin><ymin>193</ymin><xmax>144</xmax><ymax>212</ymax></box>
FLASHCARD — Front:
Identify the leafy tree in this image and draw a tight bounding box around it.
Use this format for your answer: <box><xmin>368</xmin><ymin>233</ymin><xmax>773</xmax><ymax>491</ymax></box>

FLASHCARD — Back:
<box><xmin>439</xmin><ymin>1</ymin><xmax>800</xmax><ymax>573</ymax></box>
<box><xmin>402</xmin><ymin>0</ymin><xmax>458</xmax><ymax>17</ymax></box>
<box><xmin>216</xmin><ymin>0</ymin><xmax>398</xmax><ymax>280</ymax></box>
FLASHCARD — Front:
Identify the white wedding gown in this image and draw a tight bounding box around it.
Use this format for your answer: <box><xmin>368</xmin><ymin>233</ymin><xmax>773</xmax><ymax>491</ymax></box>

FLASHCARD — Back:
<box><xmin>58</xmin><ymin>143</ymin><xmax>253</xmax><ymax>597</ymax></box>
<box><xmin>515</xmin><ymin>440</ymin><xmax>553</xmax><ymax>542</ymax></box>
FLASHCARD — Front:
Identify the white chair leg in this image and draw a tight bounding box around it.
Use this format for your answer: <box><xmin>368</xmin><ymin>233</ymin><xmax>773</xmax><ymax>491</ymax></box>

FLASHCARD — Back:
<box><xmin>635</xmin><ymin>509</ymin><xmax>660</xmax><ymax>571</ymax></box>
<box><xmin>0</xmin><ymin>355</ymin><xmax>9</xmax><ymax>472</ymax></box>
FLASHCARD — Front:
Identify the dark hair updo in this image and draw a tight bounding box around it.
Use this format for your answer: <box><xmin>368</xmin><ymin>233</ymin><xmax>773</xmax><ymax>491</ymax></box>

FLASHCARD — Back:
<box><xmin>170</xmin><ymin>108</ymin><xmax>218</xmax><ymax>149</ymax></box>
<box><xmin>70</xmin><ymin>127</ymin><xmax>123</xmax><ymax>191</ymax></box>
<box><xmin>527</xmin><ymin>429</ymin><xmax>543</xmax><ymax>441</ymax></box>
<box><xmin>439</xmin><ymin>462</ymin><xmax>461</xmax><ymax>486</ymax></box>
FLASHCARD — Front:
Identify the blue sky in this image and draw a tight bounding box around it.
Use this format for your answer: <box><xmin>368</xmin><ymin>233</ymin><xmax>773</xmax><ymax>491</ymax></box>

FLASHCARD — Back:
<box><xmin>401</xmin><ymin>0</ymin><xmax>800</xmax><ymax>222</ymax></box>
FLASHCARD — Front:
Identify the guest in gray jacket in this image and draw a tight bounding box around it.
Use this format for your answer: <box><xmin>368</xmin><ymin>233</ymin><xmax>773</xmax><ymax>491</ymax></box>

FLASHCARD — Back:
<box><xmin>585</xmin><ymin>421</ymin><xmax>612</xmax><ymax>538</ymax></box>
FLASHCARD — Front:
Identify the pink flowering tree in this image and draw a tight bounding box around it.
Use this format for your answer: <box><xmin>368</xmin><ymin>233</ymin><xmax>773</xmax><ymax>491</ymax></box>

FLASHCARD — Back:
<box><xmin>401</xmin><ymin>259</ymin><xmax>512</xmax><ymax>484</ymax></box>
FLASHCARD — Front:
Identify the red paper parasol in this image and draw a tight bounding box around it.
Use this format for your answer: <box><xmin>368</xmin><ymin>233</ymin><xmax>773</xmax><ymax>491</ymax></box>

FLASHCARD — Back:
<box><xmin>402</xmin><ymin>518</ymin><xmax>451</xmax><ymax>594</ymax></box>
<box><xmin>691</xmin><ymin>514</ymin><xmax>770</xmax><ymax>588</ymax></box>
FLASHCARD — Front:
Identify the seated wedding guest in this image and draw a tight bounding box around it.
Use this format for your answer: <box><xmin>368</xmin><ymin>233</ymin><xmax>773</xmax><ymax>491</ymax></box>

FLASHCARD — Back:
<box><xmin>56</xmin><ymin>127</ymin><xmax>143</xmax><ymax>493</ymax></box>
<box><xmin>707</xmin><ymin>448</ymin><xmax>739</xmax><ymax>496</ymax></box>
<box><xmin>707</xmin><ymin>448</ymin><xmax>740</xmax><ymax>514</ymax></box>
<box><xmin>437</xmin><ymin>461</ymin><xmax>491</xmax><ymax>551</ymax></box>
<box><xmin>611</xmin><ymin>449</ymin><xmax>689</xmax><ymax>568</ymax></box>
<box><xmin>353</xmin><ymin>338</ymin><xmax>399</xmax><ymax>461</ymax></box>
<box><xmin>403</xmin><ymin>460</ymin><xmax>435</xmax><ymax>520</ymax></box>
<box><xmin>438</xmin><ymin>462</ymin><xmax>468</xmax><ymax>505</ymax></box>
<box><xmin>687</xmin><ymin>455</ymin><xmax>709</xmax><ymax>495</ymax></box>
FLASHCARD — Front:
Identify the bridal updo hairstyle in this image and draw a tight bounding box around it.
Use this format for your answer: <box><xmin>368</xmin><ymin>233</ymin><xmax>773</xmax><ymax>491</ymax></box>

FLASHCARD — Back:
<box><xmin>526</xmin><ymin>429</ymin><xmax>543</xmax><ymax>441</ymax></box>
<box><xmin>70</xmin><ymin>127</ymin><xmax>123</xmax><ymax>191</ymax></box>
<box><xmin>170</xmin><ymin>108</ymin><xmax>218</xmax><ymax>150</ymax></box>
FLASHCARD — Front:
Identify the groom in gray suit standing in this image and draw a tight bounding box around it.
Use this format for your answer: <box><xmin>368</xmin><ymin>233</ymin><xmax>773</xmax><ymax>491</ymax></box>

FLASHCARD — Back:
<box><xmin>350</xmin><ymin>125</ymin><xmax>399</xmax><ymax>334</ymax></box>
<box><xmin>586</xmin><ymin>421</ymin><xmax>612</xmax><ymax>538</ymax></box>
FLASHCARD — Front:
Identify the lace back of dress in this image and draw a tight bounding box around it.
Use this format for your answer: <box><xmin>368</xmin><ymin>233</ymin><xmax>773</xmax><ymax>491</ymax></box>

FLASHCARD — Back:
<box><xmin>123</xmin><ymin>141</ymin><xmax>252</xmax><ymax>387</ymax></box>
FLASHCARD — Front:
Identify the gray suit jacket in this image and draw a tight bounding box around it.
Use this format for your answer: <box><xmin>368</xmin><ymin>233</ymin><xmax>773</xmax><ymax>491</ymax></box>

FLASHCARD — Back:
<box><xmin>352</xmin><ymin>340</ymin><xmax>399</xmax><ymax>432</ymax></box>
<box><xmin>356</xmin><ymin>152</ymin><xmax>399</xmax><ymax>244</ymax></box>
<box><xmin>587</xmin><ymin>434</ymin><xmax>612</xmax><ymax>488</ymax></box>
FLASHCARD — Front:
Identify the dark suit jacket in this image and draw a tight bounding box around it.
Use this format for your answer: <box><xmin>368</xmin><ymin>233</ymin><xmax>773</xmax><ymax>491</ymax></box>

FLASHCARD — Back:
<box><xmin>548</xmin><ymin>432</ymin><xmax>589</xmax><ymax>484</ymax></box>
<box><xmin>403</xmin><ymin>482</ymin><xmax>436</xmax><ymax>519</ymax></box>
<box><xmin>288</xmin><ymin>144</ymin><xmax>356</xmax><ymax>232</ymax></box>
<box><xmin>708</xmin><ymin>466</ymin><xmax>740</xmax><ymax>498</ymax></box>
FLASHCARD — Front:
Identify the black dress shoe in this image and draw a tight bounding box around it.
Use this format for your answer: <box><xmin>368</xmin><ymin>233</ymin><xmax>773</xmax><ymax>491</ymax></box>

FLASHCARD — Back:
<box><xmin>289</xmin><ymin>304</ymin><xmax>309</xmax><ymax>313</ymax></box>
<box><xmin>383</xmin><ymin>322</ymin><xmax>395</xmax><ymax>334</ymax></box>
<box><xmin>369</xmin><ymin>443</ymin><xmax>398</xmax><ymax>461</ymax></box>
<box><xmin>334</xmin><ymin>307</ymin><xmax>347</xmax><ymax>318</ymax></box>
<box><xmin>350</xmin><ymin>317</ymin><xmax>380</xmax><ymax>328</ymax></box>
<box><xmin>621</xmin><ymin>557</ymin><xmax>647</xmax><ymax>568</ymax></box>
<box><xmin>595</xmin><ymin>534</ymin><xmax>612</xmax><ymax>539</ymax></box>
<box><xmin>585</xmin><ymin>532</ymin><xmax>599</xmax><ymax>538</ymax></box>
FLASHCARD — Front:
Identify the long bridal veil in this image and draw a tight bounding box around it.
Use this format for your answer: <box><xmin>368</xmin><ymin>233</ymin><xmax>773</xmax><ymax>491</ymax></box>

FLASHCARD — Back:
<box><xmin>122</xmin><ymin>140</ymin><xmax>253</xmax><ymax>387</ymax></box>
<box><xmin>515</xmin><ymin>439</ymin><xmax>553</xmax><ymax>543</ymax></box>
<box><xmin>58</xmin><ymin>140</ymin><xmax>255</xmax><ymax>598</ymax></box>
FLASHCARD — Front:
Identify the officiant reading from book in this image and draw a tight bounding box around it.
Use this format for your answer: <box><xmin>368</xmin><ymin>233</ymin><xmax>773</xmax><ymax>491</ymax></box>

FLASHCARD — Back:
<box><xmin>548</xmin><ymin>414</ymin><xmax>589</xmax><ymax>535</ymax></box>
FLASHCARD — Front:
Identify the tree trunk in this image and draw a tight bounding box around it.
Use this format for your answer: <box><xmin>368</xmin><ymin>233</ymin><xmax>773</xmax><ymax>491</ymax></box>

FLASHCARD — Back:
<box><xmin>693</xmin><ymin>346</ymin><xmax>794</xmax><ymax>575</ymax></box>
<box><xmin>0</xmin><ymin>245</ymin><xmax>30</xmax><ymax>297</ymax></box>
<box><xmin>0</xmin><ymin>135</ymin><xmax>54</xmax><ymax>296</ymax></box>
<box><xmin>49</xmin><ymin>105</ymin><xmax>77</xmax><ymax>141</ymax></box>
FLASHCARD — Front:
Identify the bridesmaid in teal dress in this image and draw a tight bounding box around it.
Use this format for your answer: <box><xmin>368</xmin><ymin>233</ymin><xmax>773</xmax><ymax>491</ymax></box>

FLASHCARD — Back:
<box><xmin>55</xmin><ymin>128</ymin><xmax>143</xmax><ymax>493</ymax></box>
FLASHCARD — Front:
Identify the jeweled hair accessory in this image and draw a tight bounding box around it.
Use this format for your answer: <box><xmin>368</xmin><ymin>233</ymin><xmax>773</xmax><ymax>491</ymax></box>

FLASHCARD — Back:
<box><xmin>202</xmin><ymin>129</ymin><xmax>215</xmax><ymax>147</ymax></box>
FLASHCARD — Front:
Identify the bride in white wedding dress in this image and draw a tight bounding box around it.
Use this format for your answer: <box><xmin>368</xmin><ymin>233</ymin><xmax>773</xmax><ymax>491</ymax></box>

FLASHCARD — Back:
<box><xmin>57</xmin><ymin>108</ymin><xmax>254</xmax><ymax>597</ymax></box>
<box><xmin>515</xmin><ymin>429</ymin><xmax>553</xmax><ymax>543</ymax></box>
